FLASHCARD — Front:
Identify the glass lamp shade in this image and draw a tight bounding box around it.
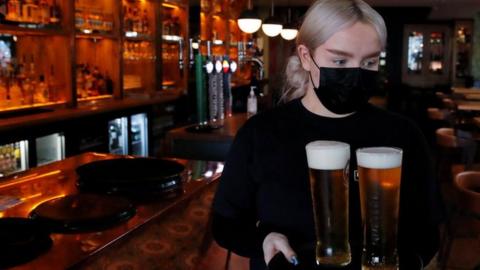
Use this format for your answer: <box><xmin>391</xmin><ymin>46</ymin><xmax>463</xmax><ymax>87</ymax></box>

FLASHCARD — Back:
<box><xmin>280</xmin><ymin>28</ymin><xmax>298</xmax><ymax>40</ymax></box>
<box><xmin>237</xmin><ymin>9</ymin><xmax>262</xmax><ymax>34</ymax></box>
<box><xmin>262</xmin><ymin>16</ymin><xmax>283</xmax><ymax>37</ymax></box>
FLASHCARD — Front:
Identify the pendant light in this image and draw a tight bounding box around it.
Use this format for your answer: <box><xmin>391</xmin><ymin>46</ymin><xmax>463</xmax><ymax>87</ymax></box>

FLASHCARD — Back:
<box><xmin>281</xmin><ymin>8</ymin><xmax>298</xmax><ymax>40</ymax></box>
<box><xmin>262</xmin><ymin>0</ymin><xmax>283</xmax><ymax>37</ymax></box>
<box><xmin>237</xmin><ymin>0</ymin><xmax>262</xmax><ymax>34</ymax></box>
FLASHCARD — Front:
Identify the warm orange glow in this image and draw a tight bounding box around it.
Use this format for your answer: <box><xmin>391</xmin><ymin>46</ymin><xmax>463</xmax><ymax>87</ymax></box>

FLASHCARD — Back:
<box><xmin>92</xmin><ymin>153</ymin><xmax>108</xmax><ymax>157</ymax></box>
<box><xmin>28</xmin><ymin>193</ymin><xmax>66</xmax><ymax>213</ymax></box>
<box><xmin>0</xmin><ymin>170</ymin><xmax>62</xmax><ymax>189</ymax></box>
<box><xmin>162</xmin><ymin>3</ymin><xmax>178</xmax><ymax>9</ymax></box>
<box><xmin>22</xmin><ymin>193</ymin><xmax>43</xmax><ymax>200</ymax></box>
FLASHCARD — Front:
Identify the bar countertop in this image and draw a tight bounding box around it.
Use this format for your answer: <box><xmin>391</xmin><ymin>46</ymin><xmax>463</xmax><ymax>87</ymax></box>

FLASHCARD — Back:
<box><xmin>0</xmin><ymin>91</ymin><xmax>182</xmax><ymax>133</ymax></box>
<box><xmin>164</xmin><ymin>114</ymin><xmax>248</xmax><ymax>160</ymax></box>
<box><xmin>0</xmin><ymin>152</ymin><xmax>222</xmax><ymax>269</ymax></box>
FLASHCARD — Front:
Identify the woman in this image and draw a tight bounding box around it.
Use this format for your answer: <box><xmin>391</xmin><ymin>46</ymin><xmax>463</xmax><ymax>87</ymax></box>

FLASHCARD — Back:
<box><xmin>212</xmin><ymin>0</ymin><xmax>441</xmax><ymax>269</ymax></box>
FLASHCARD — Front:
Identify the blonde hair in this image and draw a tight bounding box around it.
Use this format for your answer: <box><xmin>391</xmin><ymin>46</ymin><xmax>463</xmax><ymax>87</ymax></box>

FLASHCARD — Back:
<box><xmin>280</xmin><ymin>0</ymin><xmax>387</xmax><ymax>103</ymax></box>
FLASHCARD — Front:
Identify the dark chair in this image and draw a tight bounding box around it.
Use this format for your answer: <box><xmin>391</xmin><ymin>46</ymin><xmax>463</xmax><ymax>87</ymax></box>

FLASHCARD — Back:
<box><xmin>439</xmin><ymin>171</ymin><xmax>480</xmax><ymax>270</ymax></box>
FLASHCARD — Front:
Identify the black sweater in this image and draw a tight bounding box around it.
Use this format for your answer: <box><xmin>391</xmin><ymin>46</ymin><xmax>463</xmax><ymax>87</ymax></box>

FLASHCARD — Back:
<box><xmin>212</xmin><ymin>99</ymin><xmax>442</xmax><ymax>270</ymax></box>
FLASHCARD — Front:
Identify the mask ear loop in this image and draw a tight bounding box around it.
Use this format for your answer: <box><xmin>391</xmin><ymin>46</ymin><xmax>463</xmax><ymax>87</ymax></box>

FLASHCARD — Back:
<box><xmin>308</xmin><ymin>53</ymin><xmax>321</xmax><ymax>89</ymax></box>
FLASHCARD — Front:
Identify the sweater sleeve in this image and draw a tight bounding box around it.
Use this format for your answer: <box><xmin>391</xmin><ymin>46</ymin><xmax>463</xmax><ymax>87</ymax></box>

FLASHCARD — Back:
<box><xmin>211</xmin><ymin>119</ymin><xmax>266</xmax><ymax>258</ymax></box>
<box><xmin>399</xmin><ymin>120</ymin><xmax>442</xmax><ymax>264</ymax></box>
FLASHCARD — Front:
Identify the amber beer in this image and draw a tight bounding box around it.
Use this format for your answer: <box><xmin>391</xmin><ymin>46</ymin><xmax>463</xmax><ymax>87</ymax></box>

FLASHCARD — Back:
<box><xmin>305</xmin><ymin>141</ymin><xmax>351</xmax><ymax>267</ymax></box>
<box><xmin>356</xmin><ymin>147</ymin><xmax>403</xmax><ymax>270</ymax></box>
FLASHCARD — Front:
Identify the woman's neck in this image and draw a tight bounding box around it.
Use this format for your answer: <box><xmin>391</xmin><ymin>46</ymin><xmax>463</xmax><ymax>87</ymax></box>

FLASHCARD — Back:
<box><xmin>301</xmin><ymin>87</ymin><xmax>353</xmax><ymax>118</ymax></box>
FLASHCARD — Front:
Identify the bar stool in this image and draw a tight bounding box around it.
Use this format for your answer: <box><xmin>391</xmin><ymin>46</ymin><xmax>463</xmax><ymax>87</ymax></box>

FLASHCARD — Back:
<box><xmin>436</xmin><ymin>92</ymin><xmax>447</xmax><ymax>100</ymax></box>
<box><xmin>439</xmin><ymin>171</ymin><xmax>480</xmax><ymax>270</ymax></box>
<box><xmin>435</xmin><ymin>128</ymin><xmax>477</xmax><ymax>184</ymax></box>
<box><xmin>427</xmin><ymin>108</ymin><xmax>450</xmax><ymax>121</ymax></box>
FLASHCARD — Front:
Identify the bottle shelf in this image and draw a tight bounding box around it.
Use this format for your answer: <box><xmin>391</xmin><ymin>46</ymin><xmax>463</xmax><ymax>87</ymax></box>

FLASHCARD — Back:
<box><xmin>0</xmin><ymin>24</ymin><xmax>66</xmax><ymax>36</ymax></box>
<box><xmin>75</xmin><ymin>32</ymin><xmax>118</xmax><ymax>40</ymax></box>
<box><xmin>162</xmin><ymin>35</ymin><xmax>183</xmax><ymax>43</ymax></box>
<box><xmin>124</xmin><ymin>32</ymin><xmax>154</xmax><ymax>42</ymax></box>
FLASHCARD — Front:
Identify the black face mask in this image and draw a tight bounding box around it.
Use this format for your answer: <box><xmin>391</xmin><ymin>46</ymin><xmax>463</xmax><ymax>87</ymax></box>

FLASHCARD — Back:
<box><xmin>309</xmin><ymin>57</ymin><xmax>379</xmax><ymax>114</ymax></box>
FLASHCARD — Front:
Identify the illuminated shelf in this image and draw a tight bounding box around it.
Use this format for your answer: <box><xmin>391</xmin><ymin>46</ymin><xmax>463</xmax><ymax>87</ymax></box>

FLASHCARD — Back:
<box><xmin>0</xmin><ymin>24</ymin><xmax>66</xmax><ymax>36</ymax></box>
<box><xmin>77</xmin><ymin>95</ymin><xmax>113</xmax><ymax>102</ymax></box>
<box><xmin>76</xmin><ymin>31</ymin><xmax>118</xmax><ymax>40</ymax></box>
<box><xmin>162</xmin><ymin>35</ymin><xmax>183</xmax><ymax>43</ymax></box>
<box><xmin>125</xmin><ymin>32</ymin><xmax>154</xmax><ymax>41</ymax></box>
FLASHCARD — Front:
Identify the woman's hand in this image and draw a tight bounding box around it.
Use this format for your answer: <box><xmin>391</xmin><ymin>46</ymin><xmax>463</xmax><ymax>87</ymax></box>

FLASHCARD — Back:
<box><xmin>262</xmin><ymin>232</ymin><xmax>299</xmax><ymax>266</ymax></box>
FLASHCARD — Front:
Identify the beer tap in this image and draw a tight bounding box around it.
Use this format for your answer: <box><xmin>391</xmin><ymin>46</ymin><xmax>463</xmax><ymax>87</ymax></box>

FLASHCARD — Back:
<box><xmin>206</xmin><ymin>41</ymin><xmax>218</xmax><ymax>124</ymax></box>
<box><xmin>178</xmin><ymin>39</ymin><xmax>184</xmax><ymax>75</ymax></box>
<box><xmin>225</xmin><ymin>59</ymin><xmax>237</xmax><ymax>117</ymax></box>
<box><xmin>215</xmin><ymin>56</ymin><xmax>225</xmax><ymax>122</ymax></box>
<box><xmin>188</xmin><ymin>38</ymin><xmax>195</xmax><ymax>69</ymax></box>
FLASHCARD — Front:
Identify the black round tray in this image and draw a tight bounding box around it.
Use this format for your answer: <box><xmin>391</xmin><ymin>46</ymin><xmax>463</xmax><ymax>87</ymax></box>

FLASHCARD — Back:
<box><xmin>76</xmin><ymin>158</ymin><xmax>185</xmax><ymax>196</ymax></box>
<box><xmin>0</xmin><ymin>217</ymin><xmax>52</xmax><ymax>268</ymax></box>
<box><xmin>29</xmin><ymin>194</ymin><xmax>136</xmax><ymax>233</ymax></box>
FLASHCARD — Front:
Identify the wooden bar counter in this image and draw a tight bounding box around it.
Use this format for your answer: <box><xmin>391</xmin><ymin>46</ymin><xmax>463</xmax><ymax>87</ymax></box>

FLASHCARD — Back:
<box><xmin>165</xmin><ymin>113</ymin><xmax>249</xmax><ymax>161</ymax></box>
<box><xmin>0</xmin><ymin>152</ymin><xmax>222</xmax><ymax>269</ymax></box>
<box><xmin>0</xmin><ymin>92</ymin><xmax>181</xmax><ymax>134</ymax></box>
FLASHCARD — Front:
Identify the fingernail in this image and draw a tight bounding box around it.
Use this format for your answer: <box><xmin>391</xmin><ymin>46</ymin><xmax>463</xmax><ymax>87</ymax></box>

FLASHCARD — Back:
<box><xmin>290</xmin><ymin>256</ymin><xmax>299</xmax><ymax>266</ymax></box>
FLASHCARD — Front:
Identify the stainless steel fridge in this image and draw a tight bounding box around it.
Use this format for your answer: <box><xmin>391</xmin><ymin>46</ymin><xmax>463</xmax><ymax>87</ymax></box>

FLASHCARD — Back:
<box><xmin>108</xmin><ymin>117</ymin><xmax>129</xmax><ymax>155</ymax></box>
<box><xmin>130</xmin><ymin>113</ymin><xmax>148</xmax><ymax>157</ymax></box>
<box><xmin>35</xmin><ymin>133</ymin><xmax>65</xmax><ymax>166</ymax></box>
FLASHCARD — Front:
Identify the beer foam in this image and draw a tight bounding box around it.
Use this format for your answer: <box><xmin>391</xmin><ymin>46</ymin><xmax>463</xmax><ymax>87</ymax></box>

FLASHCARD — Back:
<box><xmin>305</xmin><ymin>141</ymin><xmax>350</xmax><ymax>170</ymax></box>
<box><xmin>356</xmin><ymin>147</ymin><xmax>403</xmax><ymax>169</ymax></box>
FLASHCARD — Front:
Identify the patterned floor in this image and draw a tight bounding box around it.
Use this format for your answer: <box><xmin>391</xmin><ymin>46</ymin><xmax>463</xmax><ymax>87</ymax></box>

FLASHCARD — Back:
<box><xmin>75</xmin><ymin>181</ymin><xmax>480</xmax><ymax>270</ymax></box>
<box><xmin>78</xmin><ymin>183</ymin><xmax>217</xmax><ymax>270</ymax></box>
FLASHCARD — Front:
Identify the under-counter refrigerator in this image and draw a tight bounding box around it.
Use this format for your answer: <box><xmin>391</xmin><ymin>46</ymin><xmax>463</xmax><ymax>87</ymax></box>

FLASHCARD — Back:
<box><xmin>35</xmin><ymin>133</ymin><xmax>65</xmax><ymax>166</ymax></box>
<box><xmin>130</xmin><ymin>113</ymin><xmax>148</xmax><ymax>157</ymax></box>
<box><xmin>108</xmin><ymin>117</ymin><xmax>129</xmax><ymax>155</ymax></box>
<box><xmin>0</xmin><ymin>140</ymin><xmax>29</xmax><ymax>177</ymax></box>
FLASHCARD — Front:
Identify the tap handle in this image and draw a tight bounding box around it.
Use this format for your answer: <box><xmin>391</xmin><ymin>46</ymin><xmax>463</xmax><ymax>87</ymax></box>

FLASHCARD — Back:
<box><xmin>178</xmin><ymin>39</ymin><xmax>184</xmax><ymax>71</ymax></box>
<box><xmin>207</xmin><ymin>41</ymin><xmax>212</xmax><ymax>58</ymax></box>
<box><xmin>189</xmin><ymin>38</ymin><xmax>194</xmax><ymax>68</ymax></box>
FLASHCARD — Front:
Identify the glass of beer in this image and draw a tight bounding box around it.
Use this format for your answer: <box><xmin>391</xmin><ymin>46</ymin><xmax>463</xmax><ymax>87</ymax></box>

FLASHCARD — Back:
<box><xmin>305</xmin><ymin>141</ymin><xmax>351</xmax><ymax>267</ymax></box>
<box><xmin>356</xmin><ymin>147</ymin><xmax>403</xmax><ymax>270</ymax></box>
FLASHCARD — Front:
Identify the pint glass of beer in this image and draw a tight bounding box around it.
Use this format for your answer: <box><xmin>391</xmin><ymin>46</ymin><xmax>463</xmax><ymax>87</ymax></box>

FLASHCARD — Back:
<box><xmin>305</xmin><ymin>141</ymin><xmax>351</xmax><ymax>267</ymax></box>
<box><xmin>356</xmin><ymin>147</ymin><xmax>403</xmax><ymax>270</ymax></box>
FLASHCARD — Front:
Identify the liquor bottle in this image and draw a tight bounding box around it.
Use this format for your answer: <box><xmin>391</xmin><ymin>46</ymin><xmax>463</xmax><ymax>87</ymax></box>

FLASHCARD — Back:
<box><xmin>91</xmin><ymin>65</ymin><xmax>100</xmax><ymax>94</ymax></box>
<box><xmin>31</xmin><ymin>0</ymin><xmax>40</xmax><ymax>23</ymax></box>
<box><xmin>76</xmin><ymin>64</ymin><xmax>85</xmax><ymax>98</ymax></box>
<box><xmin>125</xmin><ymin>6</ymin><xmax>133</xmax><ymax>32</ymax></box>
<box><xmin>0</xmin><ymin>0</ymin><xmax>7</xmax><ymax>22</ymax></box>
<box><xmin>49</xmin><ymin>0</ymin><xmax>60</xmax><ymax>24</ymax></box>
<box><xmin>132</xmin><ymin>7</ymin><xmax>140</xmax><ymax>33</ymax></box>
<box><xmin>39</xmin><ymin>0</ymin><xmax>49</xmax><ymax>24</ymax></box>
<box><xmin>7</xmin><ymin>0</ymin><xmax>20</xmax><ymax>22</ymax></box>
<box><xmin>171</xmin><ymin>16</ymin><xmax>180</xmax><ymax>36</ymax></box>
<box><xmin>22</xmin><ymin>76</ymin><xmax>34</xmax><ymax>104</ymax></box>
<box><xmin>34</xmin><ymin>74</ymin><xmax>48</xmax><ymax>103</ymax></box>
<box><xmin>142</xmin><ymin>9</ymin><xmax>149</xmax><ymax>35</ymax></box>
<box><xmin>163</xmin><ymin>13</ymin><xmax>171</xmax><ymax>36</ymax></box>
<box><xmin>47</xmin><ymin>64</ymin><xmax>55</xmax><ymax>101</ymax></box>
<box><xmin>105</xmin><ymin>72</ymin><xmax>113</xmax><ymax>95</ymax></box>
<box><xmin>22</xmin><ymin>0</ymin><xmax>33</xmax><ymax>23</ymax></box>
<box><xmin>9</xmin><ymin>76</ymin><xmax>23</xmax><ymax>105</ymax></box>
<box><xmin>28</xmin><ymin>54</ymin><xmax>35</xmax><ymax>79</ymax></box>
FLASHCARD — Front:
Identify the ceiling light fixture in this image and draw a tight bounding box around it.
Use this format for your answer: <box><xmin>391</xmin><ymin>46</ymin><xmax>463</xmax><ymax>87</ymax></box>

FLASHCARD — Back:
<box><xmin>262</xmin><ymin>0</ymin><xmax>283</xmax><ymax>37</ymax></box>
<box><xmin>237</xmin><ymin>0</ymin><xmax>262</xmax><ymax>34</ymax></box>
